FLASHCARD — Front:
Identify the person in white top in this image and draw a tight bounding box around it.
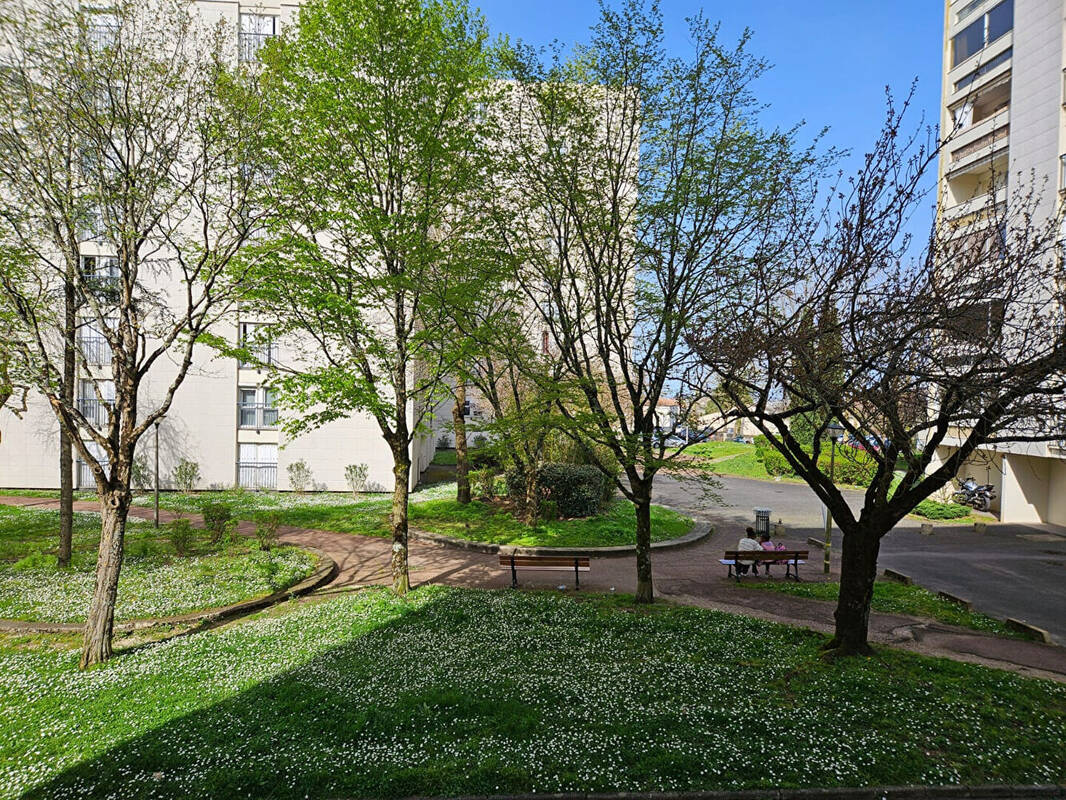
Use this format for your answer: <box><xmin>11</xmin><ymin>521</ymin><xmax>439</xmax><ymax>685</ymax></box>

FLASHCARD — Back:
<box><xmin>737</xmin><ymin>526</ymin><xmax>762</xmax><ymax>575</ymax></box>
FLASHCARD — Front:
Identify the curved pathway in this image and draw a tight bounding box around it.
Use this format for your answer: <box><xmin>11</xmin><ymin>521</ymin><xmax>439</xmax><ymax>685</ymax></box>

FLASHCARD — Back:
<box><xmin>2</xmin><ymin>493</ymin><xmax>1065</xmax><ymax>681</ymax></box>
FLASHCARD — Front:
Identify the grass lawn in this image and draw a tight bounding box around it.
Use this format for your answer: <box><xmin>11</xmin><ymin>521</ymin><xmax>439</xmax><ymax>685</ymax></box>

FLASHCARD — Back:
<box><xmin>0</xmin><ymin>505</ymin><xmax>315</xmax><ymax>623</ymax></box>
<box><xmin>408</xmin><ymin>497</ymin><xmax>693</xmax><ymax>547</ymax></box>
<box><xmin>3</xmin><ymin>587</ymin><xmax>1064</xmax><ymax>799</ymax></box>
<box><xmin>124</xmin><ymin>484</ymin><xmax>693</xmax><ymax>548</ymax></box>
<box><xmin>682</xmin><ymin>440</ymin><xmax>753</xmax><ymax>460</ymax></box>
<box><xmin>739</xmin><ymin>579</ymin><xmax>1029</xmax><ymax>640</ymax></box>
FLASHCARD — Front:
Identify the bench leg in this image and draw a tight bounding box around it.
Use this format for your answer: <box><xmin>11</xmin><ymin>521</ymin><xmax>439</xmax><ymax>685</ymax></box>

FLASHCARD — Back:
<box><xmin>574</xmin><ymin>558</ymin><xmax>580</xmax><ymax>591</ymax></box>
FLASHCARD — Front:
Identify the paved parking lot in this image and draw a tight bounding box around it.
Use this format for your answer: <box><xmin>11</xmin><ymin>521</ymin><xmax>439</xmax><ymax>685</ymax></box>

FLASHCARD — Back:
<box><xmin>654</xmin><ymin>473</ymin><xmax>1066</xmax><ymax>644</ymax></box>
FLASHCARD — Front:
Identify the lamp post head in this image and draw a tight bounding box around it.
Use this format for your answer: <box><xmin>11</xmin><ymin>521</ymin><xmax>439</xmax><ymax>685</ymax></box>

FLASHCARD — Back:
<box><xmin>826</xmin><ymin>420</ymin><xmax>844</xmax><ymax>443</ymax></box>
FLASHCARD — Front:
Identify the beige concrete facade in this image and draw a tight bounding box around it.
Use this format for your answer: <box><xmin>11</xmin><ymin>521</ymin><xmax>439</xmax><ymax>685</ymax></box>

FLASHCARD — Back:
<box><xmin>0</xmin><ymin>0</ymin><xmax>435</xmax><ymax>494</ymax></box>
<box><xmin>938</xmin><ymin>0</ymin><xmax>1066</xmax><ymax>524</ymax></box>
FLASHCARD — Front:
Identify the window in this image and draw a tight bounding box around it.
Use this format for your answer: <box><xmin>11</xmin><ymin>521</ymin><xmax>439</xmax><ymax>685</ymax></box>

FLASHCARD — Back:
<box><xmin>239</xmin><ymin>13</ymin><xmax>276</xmax><ymax>63</ymax></box>
<box><xmin>986</xmin><ymin>0</ymin><xmax>1013</xmax><ymax>43</ymax></box>
<box><xmin>77</xmin><ymin>440</ymin><xmax>108</xmax><ymax>489</ymax></box>
<box><xmin>953</xmin><ymin>19</ymin><xmax>985</xmax><ymax>67</ymax></box>
<box><xmin>237</xmin><ymin>385</ymin><xmax>278</xmax><ymax>429</ymax></box>
<box><xmin>85</xmin><ymin>8</ymin><xmax>119</xmax><ymax>49</ymax></box>
<box><xmin>238</xmin><ymin>322</ymin><xmax>278</xmax><ymax>367</ymax></box>
<box><xmin>80</xmin><ymin>255</ymin><xmax>120</xmax><ymax>302</ymax></box>
<box><xmin>952</xmin><ymin>1</ymin><xmax>1012</xmax><ymax>68</ymax></box>
<box><xmin>1060</xmin><ymin>154</ymin><xmax>1066</xmax><ymax>192</ymax></box>
<box><xmin>237</xmin><ymin>443</ymin><xmax>277</xmax><ymax>489</ymax></box>
<box><xmin>951</xmin><ymin>299</ymin><xmax>1006</xmax><ymax>342</ymax></box>
<box><xmin>78</xmin><ymin>315</ymin><xmax>115</xmax><ymax>365</ymax></box>
<box><xmin>541</xmin><ymin>330</ymin><xmax>550</xmax><ymax>355</ymax></box>
<box><xmin>77</xmin><ymin>378</ymin><xmax>114</xmax><ymax>428</ymax></box>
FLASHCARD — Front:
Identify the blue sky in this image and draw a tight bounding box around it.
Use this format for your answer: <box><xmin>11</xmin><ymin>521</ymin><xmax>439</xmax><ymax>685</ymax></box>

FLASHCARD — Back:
<box><xmin>475</xmin><ymin>0</ymin><xmax>945</xmax><ymax>179</ymax></box>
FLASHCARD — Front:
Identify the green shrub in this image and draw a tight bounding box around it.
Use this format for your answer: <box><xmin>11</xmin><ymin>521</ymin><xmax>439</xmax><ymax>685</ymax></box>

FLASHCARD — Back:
<box><xmin>822</xmin><ymin>449</ymin><xmax>878</xmax><ymax>487</ymax></box>
<box><xmin>344</xmin><ymin>463</ymin><xmax>369</xmax><ymax>496</ymax></box>
<box><xmin>201</xmin><ymin>502</ymin><xmax>232</xmax><ymax>545</ymax></box>
<box><xmin>168</xmin><ymin>518</ymin><xmax>195</xmax><ymax>556</ymax></box>
<box><xmin>469</xmin><ymin>468</ymin><xmax>498</xmax><ymax>499</ymax></box>
<box><xmin>539</xmin><ymin>499</ymin><xmax>559</xmax><ymax>521</ymax></box>
<box><xmin>752</xmin><ymin>435</ymin><xmax>770</xmax><ymax>462</ymax></box>
<box><xmin>914</xmin><ymin>499</ymin><xmax>971</xmax><ymax>519</ymax></box>
<box><xmin>536</xmin><ymin>462</ymin><xmax>607</xmax><ymax>518</ymax></box>
<box><xmin>254</xmin><ymin>512</ymin><xmax>281</xmax><ymax>550</ymax></box>
<box><xmin>173</xmin><ymin>459</ymin><xmax>200</xmax><ymax>494</ymax></box>
<box><xmin>505</xmin><ymin>468</ymin><xmax>527</xmax><ymax>501</ymax></box>
<box><xmin>760</xmin><ymin>443</ymin><xmax>878</xmax><ymax>487</ymax></box>
<box><xmin>762</xmin><ymin>447</ymin><xmax>794</xmax><ymax>477</ymax></box>
<box><xmin>287</xmin><ymin>460</ymin><xmax>313</xmax><ymax>493</ymax></box>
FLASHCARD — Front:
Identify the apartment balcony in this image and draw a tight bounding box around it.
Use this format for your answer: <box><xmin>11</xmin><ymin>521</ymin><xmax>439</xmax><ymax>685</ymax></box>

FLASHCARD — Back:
<box><xmin>77</xmin><ymin>397</ymin><xmax>110</xmax><ymax>428</ymax></box>
<box><xmin>78</xmin><ymin>334</ymin><xmax>110</xmax><ymax>366</ymax></box>
<box><xmin>237</xmin><ymin>461</ymin><xmax>277</xmax><ymax>489</ymax></box>
<box><xmin>947</xmin><ymin>117</ymin><xmax>1009</xmax><ymax>178</ymax></box>
<box><xmin>942</xmin><ymin>186</ymin><xmax>1007</xmax><ymax>224</ymax></box>
<box><xmin>238</xmin><ymin>403</ymin><xmax>279</xmax><ymax>430</ymax></box>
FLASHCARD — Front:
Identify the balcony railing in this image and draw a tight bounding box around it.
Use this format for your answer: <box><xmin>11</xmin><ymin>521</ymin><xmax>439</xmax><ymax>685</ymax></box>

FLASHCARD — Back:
<box><xmin>76</xmin><ymin>459</ymin><xmax>106</xmax><ymax>490</ymax></box>
<box><xmin>951</xmin><ymin>123</ymin><xmax>1009</xmax><ymax>163</ymax></box>
<box><xmin>239</xmin><ymin>32</ymin><xmax>273</xmax><ymax>63</ymax></box>
<box><xmin>237</xmin><ymin>462</ymin><xmax>277</xmax><ymax>489</ymax></box>
<box><xmin>78</xmin><ymin>335</ymin><xmax>110</xmax><ymax>366</ymax></box>
<box><xmin>80</xmin><ymin>273</ymin><xmax>121</xmax><ymax>303</ymax></box>
<box><xmin>238</xmin><ymin>403</ymin><xmax>278</xmax><ymax>429</ymax></box>
<box><xmin>77</xmin><ymin>397</ymin><xmax>110</xmax><ymax>428</ymax></box>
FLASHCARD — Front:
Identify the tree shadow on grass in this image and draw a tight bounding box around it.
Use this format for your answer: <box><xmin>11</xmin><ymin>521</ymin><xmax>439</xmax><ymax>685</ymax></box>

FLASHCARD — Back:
<box><xmin>19</xmin><ymin>591</ymin><xmax>541</xmax><ymax>800</ymax></box>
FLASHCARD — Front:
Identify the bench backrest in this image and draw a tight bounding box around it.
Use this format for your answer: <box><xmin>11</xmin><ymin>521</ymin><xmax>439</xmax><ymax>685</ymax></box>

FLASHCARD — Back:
<box><xmin>499</xmin><ymin>554</ymin><xmax>591</xmax><ymax>569</ymax></box>
<box><xmin>724</xmin><ymin>550</ymin><xmax>808</xmax><ymax>561</ymax></box>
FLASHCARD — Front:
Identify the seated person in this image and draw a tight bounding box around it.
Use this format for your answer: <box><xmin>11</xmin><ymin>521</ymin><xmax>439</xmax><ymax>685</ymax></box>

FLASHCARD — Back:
<box><xmin>737</xmin><ymin>526</ymin><xmax>762</xmax><ymax>575</ymax></box>
<box><xmin>759</xmin><ymin>531</ymin><xmax>787</xmax><ymax>567</ymax></box>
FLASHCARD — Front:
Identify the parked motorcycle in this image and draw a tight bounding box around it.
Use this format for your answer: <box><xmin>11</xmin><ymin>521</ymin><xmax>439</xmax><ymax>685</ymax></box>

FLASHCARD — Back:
<box><xmin>952</xmin><ymin>476</ymin><xmax>996</xmax><ymax>512</ymax></box>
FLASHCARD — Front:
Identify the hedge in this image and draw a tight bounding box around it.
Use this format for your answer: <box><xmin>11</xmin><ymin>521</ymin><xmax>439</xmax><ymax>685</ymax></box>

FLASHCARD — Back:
<box><xmin>506</xmin><ymin>463</ymin><xmax>611</xmax><ymax>518</ymax></box>
<box><xmin>913</xmin><ymin>499</ymin><xmax>971</xmax><ymax>520</ymax></box>
<box><xmin>761</xmin><ymin>445</ymin><xmax>878</xmax><ymax>487</ymax></box>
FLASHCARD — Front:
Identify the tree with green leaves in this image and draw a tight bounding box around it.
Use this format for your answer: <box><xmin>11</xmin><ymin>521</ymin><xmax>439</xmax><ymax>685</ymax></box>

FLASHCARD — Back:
<box><xmin>247</xmin><ymin>0</ymin><xmax>496</xmax><ymax>593</ymax></box>
<box><xmin>490</xmin><ymin>0</ymin><xmax>818</xmax><ymax>602</ymax></box>
<box><xmin>0</xmin><ymin>0</ymin><xmax>262</xmax><ymax>666</ymax></box>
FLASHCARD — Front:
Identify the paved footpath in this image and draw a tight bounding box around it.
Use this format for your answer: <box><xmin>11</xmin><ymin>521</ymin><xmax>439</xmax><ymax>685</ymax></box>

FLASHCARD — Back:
<box><xmin>4</xmin><ymin>494</ymin><xmax>1065</xmax><ymax>682</ymax></box>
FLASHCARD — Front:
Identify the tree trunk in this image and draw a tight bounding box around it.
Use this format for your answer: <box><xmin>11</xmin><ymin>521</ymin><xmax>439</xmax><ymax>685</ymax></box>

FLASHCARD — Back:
<box><xmin>453</xmin><ymin>379</ymin><xmax>470</xmax><ymax>504</ymax></box>
<box><xmin>826</xmin><ymin>530</ymin><xmax>881</xmax><ymax>657</ymax></box>
<box><xmin>80</xmin><ymin>490</ymin><xmax>130</xmax><ymax>668</ymax></box>
<box><xmin>523</xmin><ymin>464</ymin><xmax>540</xmax><ymax>523</ymax></box>
<box><xmin>58</xmin><ymin>278</ymin><xmax>76</xmax><ymax>567</ymax></box>
<box><xmin>633</xmin><ymin>482</ymin><xmax>654</xmax><ymax>604</ymax></box>
<box><xmin>390</xmin><ymin>452</ymin><xmax>411</xmax><ymax>594</ymax></box>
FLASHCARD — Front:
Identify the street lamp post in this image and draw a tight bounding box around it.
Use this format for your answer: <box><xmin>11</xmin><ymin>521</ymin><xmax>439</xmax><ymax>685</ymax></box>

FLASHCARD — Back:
<box><xmin>823</xmin><ymin>420</ymin><xmax>844</xmax><ymax>575</ymax></box>
<box><xmin>154</xmin><ymin>420</ymin><xmax>160</xmax><ymax>528</ymax></box>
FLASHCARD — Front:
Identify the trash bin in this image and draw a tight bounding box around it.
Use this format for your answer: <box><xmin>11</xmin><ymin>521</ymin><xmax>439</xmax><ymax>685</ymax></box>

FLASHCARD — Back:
<box><xmin>754</xmin><ymin>507</ymin><xmax>771</xmax><ymax>538</ymax></box>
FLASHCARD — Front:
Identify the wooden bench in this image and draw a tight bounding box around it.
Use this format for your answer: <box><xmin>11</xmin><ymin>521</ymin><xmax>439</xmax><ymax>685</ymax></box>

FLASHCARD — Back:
<box><xmin>499</xmin><ymin>553</ymin><xmax>591</xmax><ymax>589</ymax></box>
<box><xmin>720</xmin><ymin>550</ymin><xmax>808</xmax><ymax>582</ymax></box>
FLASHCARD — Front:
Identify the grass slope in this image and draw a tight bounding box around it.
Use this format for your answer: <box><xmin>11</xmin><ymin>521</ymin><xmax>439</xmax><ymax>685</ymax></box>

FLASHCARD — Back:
<box><xmin>0</xmin><ymin>505</ymin><xmax>315</xmax><ymax>623</ymax></box>
<box><xmin>740</xmin><ymin>579</ymin><xmax>1028</xmax><ymax>639</ymax></box>
<box><xmin>4</xmin><ymin>588</ymin><xmax>1064</xmax><ymax>799</ymax></box>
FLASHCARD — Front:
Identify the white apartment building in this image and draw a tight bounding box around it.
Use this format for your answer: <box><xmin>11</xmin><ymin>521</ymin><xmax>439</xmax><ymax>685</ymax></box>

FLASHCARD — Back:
<box><xmin>0</xmin><ymin>0</ymin><xmax>435</xmax><ymax>494</ymax></box>
<box><xmin>937</xmin><ymin>0</ymin><xmax>1066</xmax><ymax>524</ymax></box>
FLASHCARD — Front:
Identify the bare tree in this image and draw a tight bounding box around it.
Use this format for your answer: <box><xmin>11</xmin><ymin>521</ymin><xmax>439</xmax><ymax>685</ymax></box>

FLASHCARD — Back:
<box><xmin>0</xmin><ymin>0</ymin><xmax>262</xmax><ymax>666</ymax></box>
<box><xmin>491</xmin><ymin>0</ymin><xmax>817</xmax><ymax>601</ymax></box>
<box><xmin>692</xmin><ymin>93</ymin><xmax>1066</xmax><ymax>656</ymax></box>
